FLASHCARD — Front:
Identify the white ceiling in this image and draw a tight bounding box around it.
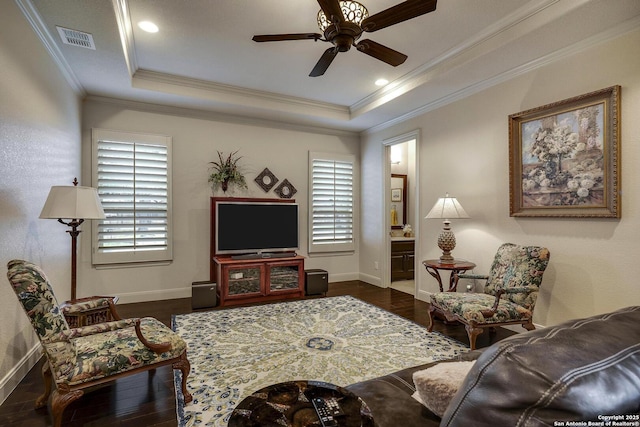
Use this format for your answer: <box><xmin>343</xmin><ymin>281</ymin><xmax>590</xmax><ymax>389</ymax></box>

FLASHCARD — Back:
<box><xmin>22</xmin><ymin>0</ymin><xmax>640</xmax><ymax>133</ymax></box>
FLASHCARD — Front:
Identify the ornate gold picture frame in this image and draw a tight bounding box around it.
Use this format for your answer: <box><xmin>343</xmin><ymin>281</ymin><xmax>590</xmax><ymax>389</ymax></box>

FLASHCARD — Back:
<box><xmin>509</xmin><ymin>86</ymin><xmax>621</xmax><ymax>218</ymax></box>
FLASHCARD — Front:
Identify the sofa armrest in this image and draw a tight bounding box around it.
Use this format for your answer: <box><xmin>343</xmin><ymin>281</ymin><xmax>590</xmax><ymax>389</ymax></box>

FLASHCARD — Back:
<box><xmin>441</xmin><ymin>306</ymin><xmax>640</xmax><ymax>427</ymax></box>
<box><xmin>345</xmin><ymin>351</ymin><xmax>484</xmax><ymax>427</ymax></box>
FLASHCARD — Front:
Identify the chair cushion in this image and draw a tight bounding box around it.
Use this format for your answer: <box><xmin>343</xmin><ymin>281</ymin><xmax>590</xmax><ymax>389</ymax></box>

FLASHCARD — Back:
<box><xmin>431</xmin><ymin>292</ymin><xmax>532</xmax><ymax>325</ymax></box>
<box><xmin>52</xmin><ymin>317</ymin><xmax>187</xmax><ymax>386</ymax></box>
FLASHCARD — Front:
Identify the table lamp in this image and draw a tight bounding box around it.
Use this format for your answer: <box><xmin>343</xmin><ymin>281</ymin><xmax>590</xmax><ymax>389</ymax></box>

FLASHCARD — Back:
<box><xmin>425</xmin><ymin>193</ymin><xmax>469</xmax><ymax>263</ymax></box>
<box><xmin>40</xmin><ymin>178</ymin><xmax>105</xmax><ymax>300</ymax></box>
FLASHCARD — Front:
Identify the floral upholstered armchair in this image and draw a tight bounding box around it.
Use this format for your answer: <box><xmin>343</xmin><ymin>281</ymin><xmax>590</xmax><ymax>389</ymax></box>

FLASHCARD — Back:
<box><xmin>428</xmin><ymin>243</ymin><xmax>550</xmax><ymax>350</ymax></box>
<box><xmin>6</xmin><ymin>259</ymin><xmax>192</xmax><ymax>427</ymax></box>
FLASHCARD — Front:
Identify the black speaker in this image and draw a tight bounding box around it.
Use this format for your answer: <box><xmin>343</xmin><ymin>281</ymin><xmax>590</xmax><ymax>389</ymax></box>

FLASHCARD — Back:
<box><xmin>192</xmin><ymin>281</ymin><xmax>217</xmax><ymax>309</ymax></box>
<box><xmin>305</xmin><ymin>269</ymin><xmax>328</xmax><ymax>295</ymax></box>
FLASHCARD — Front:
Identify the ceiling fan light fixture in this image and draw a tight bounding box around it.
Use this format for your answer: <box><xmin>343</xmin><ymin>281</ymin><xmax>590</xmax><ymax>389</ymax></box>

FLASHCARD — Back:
<box><xmin>317</xmin><ymin>1</ymin><xmax>369</xmax><ymax>32</ymax></box>
<box><xmin>254</xmin><ymin>0</ymin><xmax>437</xmax><ymax>77</ymax></box>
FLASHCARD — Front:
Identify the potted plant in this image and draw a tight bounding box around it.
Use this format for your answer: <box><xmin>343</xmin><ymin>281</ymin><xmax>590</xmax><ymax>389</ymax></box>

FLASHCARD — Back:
<box><xmin>208</xmin><ymin>150</ymin><xmax>247</xmax><ymax>193</ymax></box>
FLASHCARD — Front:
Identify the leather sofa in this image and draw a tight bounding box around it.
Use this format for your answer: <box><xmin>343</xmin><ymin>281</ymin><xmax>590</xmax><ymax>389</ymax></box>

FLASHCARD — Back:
<box><xmin>346</xmin><ymin>306</ymin><xmax>640</xmax><ymax>427</ymax></box>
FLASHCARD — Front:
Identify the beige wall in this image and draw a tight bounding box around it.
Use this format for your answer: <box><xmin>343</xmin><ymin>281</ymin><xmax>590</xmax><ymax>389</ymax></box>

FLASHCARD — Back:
<box><xmin>3</xmin><ymin>0</ymin><xmax>639</xmax><ymax>406</ymax></box>
<box><xmin>79</xmin><ymin>100</ymin><xmax>361</xmax><ymax>303</ymax></box>
<box><xmin>0</xmin><ymin>1</ymin><xmax>82</xmax><ymax>403</ymax></box>
<box><xmin>361</xmin><ymin>28</ymin><xmax>640</xmax><ymax>326</ymax></box>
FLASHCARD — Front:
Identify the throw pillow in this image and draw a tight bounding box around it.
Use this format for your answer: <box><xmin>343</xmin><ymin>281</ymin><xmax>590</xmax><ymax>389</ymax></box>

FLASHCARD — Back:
<box><xmin>412</xmin><ymin>361</ymin><xmax>476</xmax><ymax>417</ymax></box>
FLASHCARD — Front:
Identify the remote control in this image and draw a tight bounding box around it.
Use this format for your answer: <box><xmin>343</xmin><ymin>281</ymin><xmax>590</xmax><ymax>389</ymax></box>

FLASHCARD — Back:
<box><xmin>312</xmin><ymin>397</ymin><xmax>342</xmax><ymax>427</ymax></box>
<box><xmin>323</xmin><ymin>397</ymin><xmax>345</xmax><ymax>417</ymax></box>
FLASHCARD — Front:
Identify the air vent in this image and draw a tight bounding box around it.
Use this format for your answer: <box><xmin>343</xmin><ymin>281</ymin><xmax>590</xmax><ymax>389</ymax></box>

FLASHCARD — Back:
<box><xmin>56</xmin><ymin>26</ymin><xmax>96</xmax><ymax>50</ymax></box>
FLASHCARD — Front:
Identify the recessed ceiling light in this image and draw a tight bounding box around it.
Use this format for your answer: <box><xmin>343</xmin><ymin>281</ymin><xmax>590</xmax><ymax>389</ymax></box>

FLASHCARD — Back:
<box><xmin>375</xmin><ymin>78</ymin><xmax>389</xmax><ymax>86</ymax></box>
<box><xmin>138</xmin><ymin>21</ymin><xmax>159</xmax><ymax>33</ymax></box>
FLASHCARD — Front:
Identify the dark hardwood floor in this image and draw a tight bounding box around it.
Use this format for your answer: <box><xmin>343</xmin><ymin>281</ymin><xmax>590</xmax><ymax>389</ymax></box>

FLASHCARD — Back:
<box><xmin>0</xmin><ymin>281</ymin><xmax>514</xmax><ymax>426</ymax></box>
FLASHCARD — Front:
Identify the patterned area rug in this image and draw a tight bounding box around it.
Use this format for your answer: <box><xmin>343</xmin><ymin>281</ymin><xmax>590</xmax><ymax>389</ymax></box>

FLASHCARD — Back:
<box><xmin>172</xmin><ymin>295</ymin><xmax>467</xmax><ymax>426</ymax></box>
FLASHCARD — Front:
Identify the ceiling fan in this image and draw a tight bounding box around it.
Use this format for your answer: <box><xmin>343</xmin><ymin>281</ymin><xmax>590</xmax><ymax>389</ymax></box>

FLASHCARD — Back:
<box><xmin>252</xmin><ymin>0</ymin><xmax>437</xmax><ymax>77</ymax></box>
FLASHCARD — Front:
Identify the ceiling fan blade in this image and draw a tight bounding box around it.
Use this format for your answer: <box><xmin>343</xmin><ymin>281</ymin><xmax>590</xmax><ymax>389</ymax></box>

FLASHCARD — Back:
<box><xmin>317</xmin><ymin>0</ymin><xmax>344</xmax><ymax>23</ymax></box>
<box><xmin>361</xmin><ymin>0</ymin><xmax>437</xmax><ymax>32</ymax></box>
<box><xmin>252</xmin><ymin>33</ymin><xmax>323</xmax><ymax>42</ymax></box>
<box><xmin>356</xmin><ymin>39</ymin><xmax>407</xmax><ymax>66</ymax></box>
<box><xmin>309</xmin><ymin>47</ymin><xmax>338</xmax><ymax>77</ymax></box>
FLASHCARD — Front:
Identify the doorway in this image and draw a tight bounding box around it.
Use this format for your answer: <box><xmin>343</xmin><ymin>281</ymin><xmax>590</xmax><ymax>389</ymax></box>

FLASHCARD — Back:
<box><xmin>383</xmin><ymin>131</ymin><xmax>419</xmax><ymax>296</ymax></box>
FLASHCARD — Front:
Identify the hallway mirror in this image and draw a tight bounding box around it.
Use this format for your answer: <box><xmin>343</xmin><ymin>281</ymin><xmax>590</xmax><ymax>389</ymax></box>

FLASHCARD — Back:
<box><xmin>390</xmin><ymin>174</ymin><xmax>407</xmax><ymax>229</ymax></box>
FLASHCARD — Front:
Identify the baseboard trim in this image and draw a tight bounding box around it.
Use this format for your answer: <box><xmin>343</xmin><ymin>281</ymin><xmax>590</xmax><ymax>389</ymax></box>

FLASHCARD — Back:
<box><xmin>0</xmin><ymin>343</ymin><xmax>42</xmax><ymax>405</ymax></box>
<box><xmin>357</xmin><ymin>273</ymin><xmax>383</xmax><ymax>287</ymax></box>
<box><xmin>115</xmin><ymin>274</ymin><xmax>370</xmax><ymax>304</ymax></box>
<box><xmin>114</xmin><ymin>287</ymin><xmax>191</xmax><ymax>304</ymax></box>
<box><xmin>327</xmin><ymin>272</ymin><xmax>360</xmax><ymax>283</ymax></box>
<box><xmin>416</xmin><ymin>289</ymin><xmax>431</xmax><ymax>302</ymax></box>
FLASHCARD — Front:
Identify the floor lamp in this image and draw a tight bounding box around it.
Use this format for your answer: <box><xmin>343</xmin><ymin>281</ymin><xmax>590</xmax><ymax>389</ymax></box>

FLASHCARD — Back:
<box><xmin>40</xmin><ymin>178</ymin><xmax>105</xmax><ymax>301</ymax></box>
<box><xmin>425</xmin><ymin>193</ymin><xmax>469</xmax><ymax>263</ymax></box>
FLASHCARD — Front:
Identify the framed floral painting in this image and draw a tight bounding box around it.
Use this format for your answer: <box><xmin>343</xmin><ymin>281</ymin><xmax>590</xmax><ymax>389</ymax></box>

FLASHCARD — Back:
<box><xmin>509</xmin><ymin>86</ymin><xmax>621</xmax><ymax>218</ymax></box>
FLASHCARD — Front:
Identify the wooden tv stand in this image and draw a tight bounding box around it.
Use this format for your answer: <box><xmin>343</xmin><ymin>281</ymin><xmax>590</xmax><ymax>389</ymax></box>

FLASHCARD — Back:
<box><xmin>214</xmin><ymin>255</ymin><xmax>304</xmax><ymax>307</ymax></box>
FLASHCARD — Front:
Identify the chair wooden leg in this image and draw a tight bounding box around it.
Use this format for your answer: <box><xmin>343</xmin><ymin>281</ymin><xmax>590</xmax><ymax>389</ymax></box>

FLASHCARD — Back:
<box><xmin>51</xmin><ymin>388</ymin><xmax>83</xmax><ymax>427</ymax></box>
<box><xmin>522</xmin><ymin>321</ymin><xmax>535</xmax><ymax>331</ymax></box>
<box><xmin>35</xmin><ymin>361</ymin><xmax>52</xmax><ymax>409</ymax></box>
<box><xmin>465</xmin><ymin>323</ymin><xmax>483</xmax><ymax>350</ymax></box>
<box><xmin>427</xmin><ymin>305</ymin><xmax>437</xmax><ymax>331</ymax></box>
<box><xmin>174</xmin><ymin>352</ymin><xmax>193</xmax><ymax>404</ymax></box>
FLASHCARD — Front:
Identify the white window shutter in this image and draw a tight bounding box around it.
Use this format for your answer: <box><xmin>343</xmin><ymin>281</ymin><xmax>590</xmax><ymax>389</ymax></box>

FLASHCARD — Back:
<box><xmin>92</xmin><ymin>129</ymin><xmax>173</xmax><ymax>265</ymax></box>
<box><xmin>308</xmin><ymin>152</ymin><xmax>355</xmax><ymax>253</ymax></box>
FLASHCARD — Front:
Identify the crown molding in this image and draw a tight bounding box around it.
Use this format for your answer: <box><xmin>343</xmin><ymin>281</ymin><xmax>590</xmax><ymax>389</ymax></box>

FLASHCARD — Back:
<box><xmin>112</xmin><ymin>0</ymin><xmax>138</xmax><ymax>77</ymax></box>
<box><xmin>21</xmin><ymin>0</ymin><xmax>639</xmax><ymax>136</ymax></box>
<box><xmin>113</xmin><ymin>0</ymin><xmax>350</xmax><ymax>122</ymax></box>
<box><xmin>362</xmin><ymin>14</ymin><xmax>640</xmax><ymax>135</ymax></box>
<box><xmin>131</xmin><ymin>69</ymin><xmax>350</xmax><ymax>122</ymax></box>
<box><xmin>16</xmin><ymin>0</ymin><xmax>86</xmax><ymax>96</ymax></box>
<box><xmin>351</xmin><ymin>0</ymin><xmax>579</xmax><ymax>118</ymax></box>
<box><xmin>84</xmin><ymin>95</ymin><xmax>359</xmax><ymax>138</ymax></box>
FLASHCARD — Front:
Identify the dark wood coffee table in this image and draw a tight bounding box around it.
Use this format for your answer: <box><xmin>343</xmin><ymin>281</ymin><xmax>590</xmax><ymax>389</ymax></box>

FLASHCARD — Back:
<box><xmin>228</xmin><ymin>380</ymin><xmax>374</xmax><ymax>427</ymax></box>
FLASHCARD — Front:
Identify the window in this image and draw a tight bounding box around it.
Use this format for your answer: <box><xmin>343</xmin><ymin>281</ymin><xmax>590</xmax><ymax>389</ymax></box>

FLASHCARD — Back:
<box><xmin>308</xmin><ymin>152</ymin><xmax>355</xmax><ymax>253</ymax></box>
<box><xmin>92</xmin><ymin>129</ymin><xmax>172</xmax><ymax>265</ymax></box>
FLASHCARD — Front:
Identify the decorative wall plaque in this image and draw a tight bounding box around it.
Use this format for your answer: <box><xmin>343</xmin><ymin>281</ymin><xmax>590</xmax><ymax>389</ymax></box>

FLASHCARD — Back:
<box><xmin>274</xmin><ymin>179</ymin><xmax>297</xmax><ymax>199</ymax></box>
<box><xmin>254</xmin><ymin>168</ymin><xmax>279</xmax><ymax>192</ymax></box>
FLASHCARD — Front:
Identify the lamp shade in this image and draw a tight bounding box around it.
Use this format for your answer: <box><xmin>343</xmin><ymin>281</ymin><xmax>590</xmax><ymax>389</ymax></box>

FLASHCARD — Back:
<box><xmin>40</xmin><ymin>185</ymin><xmax>105</xmax><ymax>220</ymax></box>
<box><xmin>425</xmin><ymin>193</ymin><xmax>469</xmax><ymax>220</ymax></box>
<box><xmin>317</xmin><ymin>1</ymin><xmax>369</xmax><ymax>32</ymax></box>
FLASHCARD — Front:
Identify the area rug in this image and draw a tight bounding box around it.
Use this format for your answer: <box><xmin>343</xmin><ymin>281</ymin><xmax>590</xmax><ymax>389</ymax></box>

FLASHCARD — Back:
<box><xmin>172</xmin><ymin>295</ymin><xmax>467</xmax><ymax>426</ymax></box>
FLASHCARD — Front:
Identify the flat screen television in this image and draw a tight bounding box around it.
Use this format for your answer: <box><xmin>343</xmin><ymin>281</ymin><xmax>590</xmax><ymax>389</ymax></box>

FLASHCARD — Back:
<box><xmin>215</xmin><ymin>200</ymin><xmax>299</xmax><ymax>256</ymax></box>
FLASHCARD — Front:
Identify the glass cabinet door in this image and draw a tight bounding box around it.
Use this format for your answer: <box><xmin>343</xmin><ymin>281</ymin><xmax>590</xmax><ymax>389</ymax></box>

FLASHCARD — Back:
<box><xmin>227</xmin><ymin>266</ymin><xmax>262</xmax><ymax>296</ymax></box>
<box><xmin>269</xmin><ymin>264</ymin><xmax>300</xmax><ymax>293</ymax></box>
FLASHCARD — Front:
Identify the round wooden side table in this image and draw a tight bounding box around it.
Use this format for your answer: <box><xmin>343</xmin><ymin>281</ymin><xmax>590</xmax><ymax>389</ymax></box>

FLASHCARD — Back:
<box><xmin>228</xmin><ymin>380</ymin><xmax>374</xmax><ymax>427</ymax></box>
<box><xmin>422</xmin><ymin>260</ymin><xmax>476</xmax><ymax>292</ymax></box>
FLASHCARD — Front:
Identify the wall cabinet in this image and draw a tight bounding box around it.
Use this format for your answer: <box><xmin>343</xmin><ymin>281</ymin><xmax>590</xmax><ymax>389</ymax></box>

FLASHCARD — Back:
<box><xmin>214</xmin><ymin>256</ymin><xmax>304</xmax><ymax>306</ymax></box>
<box><xmin>391</xmin><ymin>240</ymin><xmax>415</xmax><ymax>281</ymax></box>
